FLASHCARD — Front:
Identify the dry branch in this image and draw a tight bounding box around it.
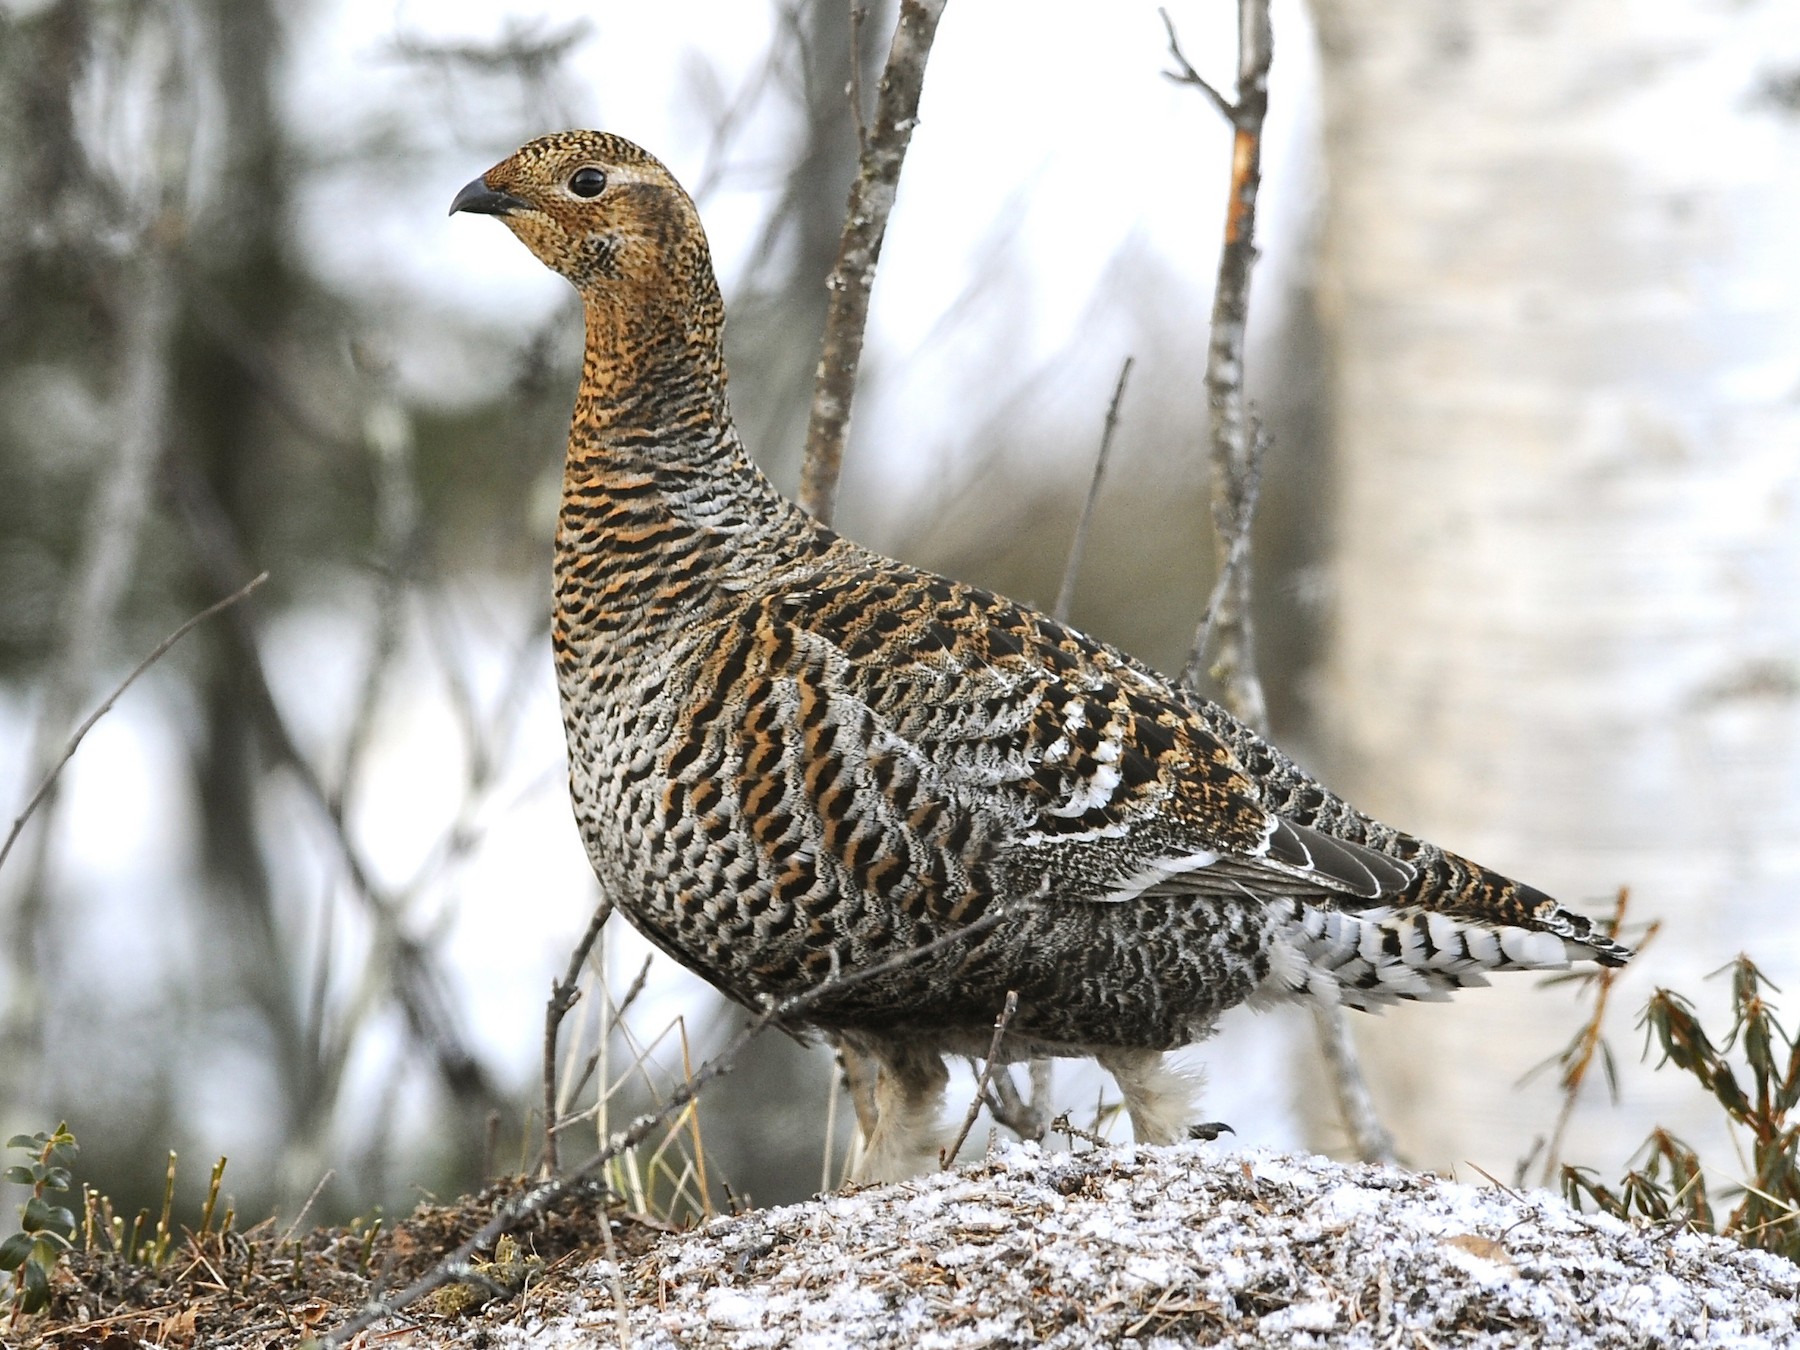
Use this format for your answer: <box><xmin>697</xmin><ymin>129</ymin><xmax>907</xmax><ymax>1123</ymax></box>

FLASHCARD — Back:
<box><xmin>1164</xmin><ymin>2</ymin><xmax>1271</xmax><ymax>726</ymax></box>
<box><xmin>946</xmin><ymin>990</ymin><xmax>1020</xmax><ymax>1165</ymax></box>
<box><xmin>542</xmin><ymin>897</ymin><xmax>616</xmax><ymax>1176</ymax></box>
<box><xmin>1162</xmin><ymin>2</ymin><xmax>1393</xmax><ymax>1165</ymax></box>
<box><xmin>798</xmin><ymin>0</ymin><xmax>949</xmax><ymax>521</ymax></box>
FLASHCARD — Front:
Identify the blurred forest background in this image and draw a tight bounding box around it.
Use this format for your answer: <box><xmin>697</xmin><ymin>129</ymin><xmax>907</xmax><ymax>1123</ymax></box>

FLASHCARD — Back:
<box><xmin>1</xmin><ymin>0</ymin><xmax>1797</xmax><ymax>1230</ymax></box>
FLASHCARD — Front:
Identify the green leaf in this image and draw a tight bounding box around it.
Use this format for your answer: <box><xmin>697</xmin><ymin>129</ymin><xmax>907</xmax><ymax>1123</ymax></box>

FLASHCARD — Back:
<box><xmin>2</xmin><ymin>1166</ymin><xmax>34</xmax><ymax>1185</ymax></box>
<box><xmin>41</xmin><ymin>1206</ymin><xmax>76</xmax><ymax>1240</ymax></box>
<box><xmin>40</xmin><ymin>1167</ymin><xmax>72</xmax><ymax>1192</ymax></box>
<box><xmin>22</xmin><ymin>1195</ymin><xmax>71</xmax><ymax>1233</ymax></box>
<box><xmin>5</xmin><ymin>1134</ymin><xmax>42</xmax><ymax>1151</ymax></box>
<box><xmin>19</xmin><ymin>1255</ymin><xmax>49</xmax><ymax>1312</ymax></box>
<box><xmin>0</xmin><ymin>1231</ymin><xmax>33</xmax><ymax>1271</ymax></box>
<box><xmin>1711</xmin><ymin>1064</ymin><xmax>1751</xmax><ymax>1117</ymax></box>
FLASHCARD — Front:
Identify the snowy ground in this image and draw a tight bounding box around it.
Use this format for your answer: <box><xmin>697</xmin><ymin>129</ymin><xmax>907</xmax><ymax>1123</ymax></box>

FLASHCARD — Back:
<box><xmin>390</xmin><ymin>1141</ymin><xmax>1800</xmax><ymax>1349</ymax></box>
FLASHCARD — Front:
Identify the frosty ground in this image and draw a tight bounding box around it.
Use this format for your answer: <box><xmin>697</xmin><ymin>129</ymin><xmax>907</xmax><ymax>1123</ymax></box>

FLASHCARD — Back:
<box><xmin>388</xmin><ymin>1141</ymin><xmax>1800</xmax><ymax>1349</ymax></box>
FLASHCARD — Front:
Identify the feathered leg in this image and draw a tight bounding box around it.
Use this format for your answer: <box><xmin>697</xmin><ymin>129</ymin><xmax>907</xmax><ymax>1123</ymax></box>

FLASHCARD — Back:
<box><xmin>1097</xmin><ymin>1047</ymin><xmax>1200</xmax><ymax>1146</ymax></box>
<box><xmin>852</xmin><ymin>1040</ymin><xmax>949</xmax><ymax>1182</ymax></box>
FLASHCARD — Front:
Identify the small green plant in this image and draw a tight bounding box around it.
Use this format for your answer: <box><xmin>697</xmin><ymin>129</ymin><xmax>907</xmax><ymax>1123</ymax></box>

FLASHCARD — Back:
<box><xmin>2</xmin><ymin>1122</ymin><xmax>79</xmax><ymax>1323</ymax></box>
<box><xmin>1563</xmin><ymin>955</ymin><xmax>1800</xmax><ymax>1262</ymax></box>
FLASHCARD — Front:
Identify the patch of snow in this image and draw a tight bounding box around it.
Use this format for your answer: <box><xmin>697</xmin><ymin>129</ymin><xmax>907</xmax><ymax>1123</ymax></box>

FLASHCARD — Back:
<box><xmin>397</xmin><ymin>1142</ymin><xmax>1800</xmax><ymax>1349</ymax></box>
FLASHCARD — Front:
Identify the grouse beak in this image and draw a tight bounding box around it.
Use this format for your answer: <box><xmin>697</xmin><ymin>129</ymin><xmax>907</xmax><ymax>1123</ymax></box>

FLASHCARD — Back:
<box><xmin>449</xmin><ymin>176</ymin><xmax>530</xmax><ymax>218</ymax></box>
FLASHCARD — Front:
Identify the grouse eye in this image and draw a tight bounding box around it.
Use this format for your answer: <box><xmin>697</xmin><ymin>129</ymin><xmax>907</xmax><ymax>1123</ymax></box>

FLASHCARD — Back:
<box><xmin>568</xmin><ymin>167</ymin><xmax>607</xmax><ymax>198</ymax></box>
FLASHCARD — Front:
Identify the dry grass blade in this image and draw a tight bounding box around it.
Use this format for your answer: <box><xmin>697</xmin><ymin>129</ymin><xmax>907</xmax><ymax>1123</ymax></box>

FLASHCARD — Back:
<box><xmin>0</xmin><ymin>572</ymin><xmax>269</xmax><ymax>876</ymax></box>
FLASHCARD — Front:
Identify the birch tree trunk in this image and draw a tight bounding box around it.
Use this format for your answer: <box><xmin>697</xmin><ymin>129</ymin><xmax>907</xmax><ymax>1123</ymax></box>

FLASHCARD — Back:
<box><xmin>1308</xmin><ymin>0</ymin><xmax>1800</xmax><ymax>1175</ymax></box>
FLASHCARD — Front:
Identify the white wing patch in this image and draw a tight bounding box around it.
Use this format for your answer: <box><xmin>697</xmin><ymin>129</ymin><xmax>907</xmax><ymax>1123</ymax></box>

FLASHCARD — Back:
<box><xmin>1046</xmin><ymin>762</ymin><xmax>1123</xmax><ymax>817</ymax></box>
<box><xmin>1040</xmin><ymin>699</ymin><xmax>1130</xmax><ymax>819</ymax></box>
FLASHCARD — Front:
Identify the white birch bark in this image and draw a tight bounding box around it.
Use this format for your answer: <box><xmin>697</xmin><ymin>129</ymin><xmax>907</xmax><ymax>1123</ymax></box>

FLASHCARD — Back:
<box><xmin>1308</xmin><ymin>0</ymin><xmax>1800</xmax><ymax>1175</ymax></box>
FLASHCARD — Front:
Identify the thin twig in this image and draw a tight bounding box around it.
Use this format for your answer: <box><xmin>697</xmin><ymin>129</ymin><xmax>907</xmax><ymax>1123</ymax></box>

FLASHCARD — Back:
<box><xmin>318</xmin><ymin>906</ymin><xmax>1006</xmax><ymax>1345</ymax></box>
<box><xmin>0</xmin><ymin>573</ymin><xmax>269</xmax><ymax>875</ymax></box>
<box><xmin>1182</xmin><ymin>425</ymin><xmax>1267</xmax><ymax>685</ymax></box>
<box><xmin>554</xmin><ymin>945</ymin><xmax>662</xmax><ymax>1120</ymax></box>
<box><xmin>1158</xmin><ymin>8</ymin><xmax>1237</xmax><ymax>124</ymax></box>
<box><xmin>278</xmin><ymin>1169</ymin><xmax>336</xmax><ymax>1245</ymax></box>
<box><xmin>1048</xmin><ymin>1111</ymin><xmax>1110</xmax><ymax>1151</ymax></box>
<box><xmin>798</xmin><ymin>0</ymin><xmax>949</xmax><ymax>521</ymax></box>
<box><xmin>1167</xmin><ymin>0</ymin><xmax>1272</xmax><ymax>727</ymax></box>
<box><xmin>944</xmin><ymin>990</ymin><xmax>1019</xmax><ymax>1165</ymax></box>
<box><xmin>610</xmin><ymin>951</ymin><xmax>655</xmax><ymax>1026</ymax></box>
<box><xmin>848</xmin><ymin>4</ymin><xmax>870</xmax><ymax>153</ymax></box>
<box><xmin>542</xmin><ymin>897</ymin><xmax>616</xmax><ymax>1175</ymax></box>
<box><xmin>556</xmin><ymin>946</ymin><xmax>659</xmax><ymax>1116</ymax></box>
<box><xmin>1054</xmin><ymin>357</ymin><xmax>1134</xmax><ymax>623</ymax></box>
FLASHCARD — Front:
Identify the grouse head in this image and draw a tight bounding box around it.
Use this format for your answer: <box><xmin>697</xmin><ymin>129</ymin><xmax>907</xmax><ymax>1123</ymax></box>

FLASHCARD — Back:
<box><xmin>450</xmin><ymin>130</ymin><xmax>713</xmax><ymax>305</ymax></box>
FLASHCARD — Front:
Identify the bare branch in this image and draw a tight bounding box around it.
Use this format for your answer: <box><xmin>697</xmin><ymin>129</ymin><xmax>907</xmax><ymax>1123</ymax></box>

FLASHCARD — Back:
<box><xmin>798</xmin><ymin>0</ymin><xmax>949</xmax><ymax>522</ymax></box>
<box><xmin>319</xmin><ymin>906</ymin><xmax>1007</xmax><ymax>1345</ymax></box>
<box><xmin>1164</xmin><ymin>1</ymin><xmax>1392</xmax><ymax>1164</ymax></box>
<box><xmin>1054</xmin><ymin>357</ymin><xmax>1135</xmax><ymax>623</ymax></box>
<box><xmin>1169</xmin><ymin>0</ymin><xmax>1272</xmax><ymax>725</ymax></box>
<box><xmin>1308</xmin><ymin>1004</ymin><xmax>1397</xmax><ymax>1165</ymax></box>
<box><xmin>542</xmin><ymin>897</ymin><xmax>616</xmax><ymax>1176</ymax></box>
<box><xmin>0</xmin><ymin>573</ymin><xmax>269</xmax><ymax>876</ymax></box>
<box><xmin>1183</xmin><ymin>424</ymin><xmax>1267</xmax><ymax>687</ymax></box>
<box><xmin>944</xmin><ymin>990</ymin><xmax>1019</xmax><ymax>1165</ymax></box>
<box><xmin>1158</xmin><ymin>7</ymin><xmax>1236</xmax><ymax>124</ymax></box>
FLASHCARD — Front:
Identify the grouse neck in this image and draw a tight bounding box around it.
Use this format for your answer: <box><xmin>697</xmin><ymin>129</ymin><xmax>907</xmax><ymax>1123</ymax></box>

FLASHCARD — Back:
<box><xmin>568</xmin><ymin>295</ymin><xmax>736</xmax><ymax>464</ymax></box>
<box><xmin>557</xmin><ymin>292</ymin><xmax>829</xmax><ymax>612</ymax></box>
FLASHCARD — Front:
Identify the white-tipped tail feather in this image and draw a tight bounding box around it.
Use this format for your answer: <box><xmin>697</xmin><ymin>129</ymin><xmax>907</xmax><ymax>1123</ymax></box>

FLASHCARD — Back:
<box><xmin>1261</xmin><ymin>901</ymin><xmax>1580</xmax><ymax>1013</ymax></box>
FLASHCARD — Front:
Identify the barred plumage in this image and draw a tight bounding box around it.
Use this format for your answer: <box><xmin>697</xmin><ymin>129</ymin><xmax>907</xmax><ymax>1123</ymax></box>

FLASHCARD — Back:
<box><xmin>451</xmin><ymin>132</ymin><xmax>1631</xmax><ymax>1182</ymax></box>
